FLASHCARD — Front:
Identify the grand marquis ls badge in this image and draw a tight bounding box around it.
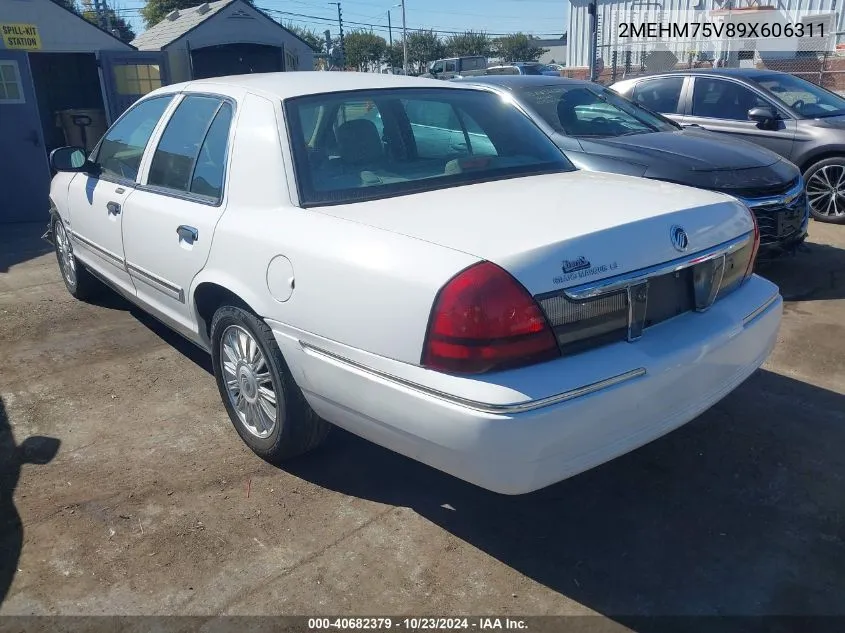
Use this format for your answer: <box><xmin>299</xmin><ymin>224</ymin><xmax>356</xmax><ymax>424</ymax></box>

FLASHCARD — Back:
<box><xmin>670</xmin><ymin>225</ymin><xmax>689</xmax><ymax>252</ymax></box>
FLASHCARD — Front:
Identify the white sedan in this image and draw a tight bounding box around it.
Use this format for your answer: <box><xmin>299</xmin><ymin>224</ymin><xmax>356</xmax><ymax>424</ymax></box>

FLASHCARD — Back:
<box><xmin>46</xmin><ymin>72</ymin><xmax>781</xmax><ymax>495</ymax></box>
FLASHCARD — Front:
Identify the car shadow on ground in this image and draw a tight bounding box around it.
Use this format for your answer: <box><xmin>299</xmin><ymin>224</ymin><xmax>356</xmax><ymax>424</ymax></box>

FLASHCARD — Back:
<box><xmin>758</xmin><ymin>240</ymin><xmax>845</xmax><ymax>302</ymax></box>
<box><xmin>87</xmin><ymin>291</ymin><xmax>214</xmax><ymax>374</ymax></box>
<box><xmin>283</xmin><ymin>369</ymin><xmax>845</xmax><ymax>624</ymax></box>
<box><xmin>0</xmin><ymin>223</ymin><xmax>53</xmax><ymax>274</ymax></box>
<box><xmin>0</xmin><ymin>397</ymin><xmax>60</xmax><ymax>607</ymax></box>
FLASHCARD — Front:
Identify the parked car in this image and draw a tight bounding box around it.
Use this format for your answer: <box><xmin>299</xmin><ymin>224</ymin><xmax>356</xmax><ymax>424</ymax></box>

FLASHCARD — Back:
<box><xmin>457</xmin><ymin>75</ymin><xmax>808</xmax><ymax>256</ymax></box>
<box><xmin>45</xmin><ymin>72</ymin><xmax>781</xmax><ymax>495</ymax></box>
<box><xmin>422</xmin><ymin>56</ymin><xmax>487</xmax><ymax>80</ymax></box>
<box><xmin>485</xmin><ymin>62</ymin><xmax>561</xmax><ymax>76</ymax></box>
<box><xmin>611</xmin><ymin>69</ymin><xmax>845</xmax><ymax>224</ymax></box>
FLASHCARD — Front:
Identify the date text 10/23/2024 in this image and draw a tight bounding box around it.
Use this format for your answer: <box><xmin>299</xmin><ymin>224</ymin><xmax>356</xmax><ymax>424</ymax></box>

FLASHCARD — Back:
<box><xmin>308</xmin><ymin>618</ymin><xmax>529</xmax><ymax>630</ymax></box>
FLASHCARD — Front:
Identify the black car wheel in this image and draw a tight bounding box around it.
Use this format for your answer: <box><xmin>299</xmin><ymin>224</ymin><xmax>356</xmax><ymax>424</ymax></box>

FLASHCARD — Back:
<box><xmin>805</xmin><ymin>157</ymin><xmax>845</xmax><ymax>224</ymax></box>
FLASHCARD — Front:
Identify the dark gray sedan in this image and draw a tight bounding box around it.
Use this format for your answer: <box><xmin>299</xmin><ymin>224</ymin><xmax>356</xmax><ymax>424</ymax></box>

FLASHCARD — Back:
<box><xmin>611</xmin><ymin>69</ymin><xmax>845</xmax><ymax>224</ymax></box>
<box><xmin>455</xmin><ymin>74</ymin><xmax>808</xmax><ymax>255</ymax></box>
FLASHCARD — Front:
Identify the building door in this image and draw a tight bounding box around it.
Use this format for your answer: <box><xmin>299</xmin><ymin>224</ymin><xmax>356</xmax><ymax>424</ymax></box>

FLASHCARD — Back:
<box><xmin>99</xmin><ymin>51</ymin><xmax>170</xmax><ymax>123</ymax></box>
<box><xmin>0</xmin><ymin>51</ymin><xmax>50</xmax><ymax>224</ymax></box>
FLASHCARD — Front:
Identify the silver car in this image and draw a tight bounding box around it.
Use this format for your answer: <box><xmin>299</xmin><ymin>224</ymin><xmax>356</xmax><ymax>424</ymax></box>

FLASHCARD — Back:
<box><xmin>612</xmin><ymin>68</ymin><xmax>845</xmax><ymax>224</ymax></box>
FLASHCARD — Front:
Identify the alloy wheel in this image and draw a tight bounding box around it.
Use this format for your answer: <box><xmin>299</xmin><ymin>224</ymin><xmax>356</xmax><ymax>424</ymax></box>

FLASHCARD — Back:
<box><xmin>219</xmin><ymin>325</ymin><xmax>281</xmax><ymax>439</ymax></box>
<box><xmin>55</xmin><ymin>221</ymin><xmax>77</xmax><ymax>287</ymax></box>
<box><xmin>807</xmin><ymin>164</ymin><xmax>845</xmax><ymax>219</ymax></box>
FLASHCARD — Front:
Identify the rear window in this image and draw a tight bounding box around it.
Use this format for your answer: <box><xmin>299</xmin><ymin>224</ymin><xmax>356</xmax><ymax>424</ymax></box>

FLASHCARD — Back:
<box><xmin>285</xmin><ymin>88</ymin><xmax>573</xmax><ymax>207</ymax></box>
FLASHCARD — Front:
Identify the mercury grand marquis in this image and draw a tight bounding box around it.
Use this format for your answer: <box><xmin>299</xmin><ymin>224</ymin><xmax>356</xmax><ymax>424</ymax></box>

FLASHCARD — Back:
<box><xmin>45</xmin><ymin>72</ymin><xmax>782</xmax><ymax>494</ymax></box>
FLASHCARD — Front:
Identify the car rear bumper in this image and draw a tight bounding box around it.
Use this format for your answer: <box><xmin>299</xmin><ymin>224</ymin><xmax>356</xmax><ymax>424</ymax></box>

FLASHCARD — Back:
<box><xmin>269</xmin><ymin>275</ymin><xmax>781</xmax><ymax>495</ymax></box>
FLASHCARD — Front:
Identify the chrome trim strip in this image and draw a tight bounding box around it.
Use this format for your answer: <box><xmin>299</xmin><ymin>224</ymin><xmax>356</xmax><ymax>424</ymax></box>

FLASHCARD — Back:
<box><xmin>298</xmin><ymin>341</ymin><xmax>646</xmax><ymax>415</ymax></box>
<box><xmin>69</xmin><ymin>230</ymin><xmax>125</xmax><ymax>268</ymax></box>
<box><xmin>126</xmin><ymin>262</ymin><xmax>185</xmax><ymax>303</ymax></box>
<box><xmin>743</xmin><ymin>292</ymin><xmax>780</xmax><ymax>326</ymax></box>
<box><xmin>563</xmin><ymin>232</ymin><xmax>752</xmax><ymax>301</ymax></box>
<box><xmin>737</xmin><ymin>180</ymin><xmax>804</xmax><ymax>209</ymax></box>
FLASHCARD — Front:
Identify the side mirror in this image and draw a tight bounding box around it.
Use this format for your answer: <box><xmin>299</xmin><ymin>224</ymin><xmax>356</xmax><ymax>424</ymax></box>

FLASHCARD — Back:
<box><xmin>748</xmin><ymin>106</ymin><xmax>778</xmax><ymax>128</ymax></box>
<box><xmin>49</xmin><ymin>146</ymin><xmax>92</xmax><ymax>173</ymax></box>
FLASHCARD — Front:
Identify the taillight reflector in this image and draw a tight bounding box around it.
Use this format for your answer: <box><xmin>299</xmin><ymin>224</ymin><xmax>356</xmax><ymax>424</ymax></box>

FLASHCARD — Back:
<box><xmin>422</xmin><ymin>262</ymin><xmax>559</xmax><ymax>374</ymax></box>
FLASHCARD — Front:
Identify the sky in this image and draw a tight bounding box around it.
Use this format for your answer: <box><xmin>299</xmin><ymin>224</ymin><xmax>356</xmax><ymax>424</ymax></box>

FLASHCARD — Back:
<box><xmin>112</xmin><ymin>0</ymin><xmax>569</xmax><ymax>41</ymax></box>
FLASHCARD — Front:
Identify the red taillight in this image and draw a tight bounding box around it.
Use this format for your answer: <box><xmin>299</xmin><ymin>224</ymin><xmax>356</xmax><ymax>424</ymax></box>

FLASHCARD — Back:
<box><xmin>744</xmin><ymin>206</ymin><xmax>761</xmax><ymax>280</ymax></box>
<box><xmin>422</xmin><ymin>262</ymin><xmax>560</xmax><ymax>374</ymax></box>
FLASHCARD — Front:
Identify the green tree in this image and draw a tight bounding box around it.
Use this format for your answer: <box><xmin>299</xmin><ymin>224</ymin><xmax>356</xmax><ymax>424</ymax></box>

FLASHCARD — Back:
<box><xmin>343</xmin><ymin>30</ymin><xmax>387</xmax><ymax>71</ymax></box>
<box><xmin>283</xmin><ymin>22</ymin><xmax>324</xmax><ymax>53</ymax></box>
<box><xmin>80</xmin><ymin>0</ymin><xmax>135</xmax><ymax>41</ymax></box>
<box><xmin>383</xmin><ymin>40</ymin><xmax>405</xmax><ymax>70</ymax></box>
<box><xmin>141</xmin><ymin>0</ymin><xmax>252</xmax><ymax>28</ymax></box>
<box><xmin>51</xmin><ymin>0</ymin><xmax>80</xmax><ymax>12</ymax></box>
<box><xmin>407</xmin><ymin>30</ymin><xmax>444</xmax><ymax>74</ymax></box>
<box><xmin>444</xmin><ymin>31</ymin><xmax>491</xmax><ymax>58</ymax></box>
<box><xmin>493</xmin><ymin>32</ymin><xmax>548</xmax><ymax>62</ymax></box>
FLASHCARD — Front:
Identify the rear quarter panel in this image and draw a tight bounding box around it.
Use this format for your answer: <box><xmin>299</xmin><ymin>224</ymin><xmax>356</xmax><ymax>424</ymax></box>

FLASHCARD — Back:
<box><xmin>198</xmin><ymin>205</ymin><xmax>479</xmax><ymax>364</ymax></box>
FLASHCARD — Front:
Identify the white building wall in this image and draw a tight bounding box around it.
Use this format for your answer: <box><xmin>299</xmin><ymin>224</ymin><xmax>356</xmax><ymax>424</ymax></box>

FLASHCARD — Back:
<box><xmin>169</xmin><ymin>2</ymin><xmax>314</xmax><ymax>71</ymax></box>
<box><xmin>567</xmin><ymin>0</ymin><xmax>845</xmax><ymax>69</ymax></box>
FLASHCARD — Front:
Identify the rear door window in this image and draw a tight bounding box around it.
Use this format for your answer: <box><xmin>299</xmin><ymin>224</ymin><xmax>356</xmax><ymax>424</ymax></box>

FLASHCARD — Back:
<box><xmin>631</xmin><ymin>76</ymin><xmax>685</xmax><ymax>114</ymax></box>
<box><xmin>147</xmin><ymin>95</ymin><xmax>232</xmax><ymax>202</ymax></box>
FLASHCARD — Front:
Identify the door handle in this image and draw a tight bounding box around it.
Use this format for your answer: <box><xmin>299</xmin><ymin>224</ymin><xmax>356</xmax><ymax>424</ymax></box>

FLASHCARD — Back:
<box><xmin>107</xmin><ymin>201</ymin><xmax>121</xmax><ymax>215</ymax></box>
<box><xmin>177</xmin><ymin>225</ymin><xmax>198</xmax><ymax>244</ymax></box>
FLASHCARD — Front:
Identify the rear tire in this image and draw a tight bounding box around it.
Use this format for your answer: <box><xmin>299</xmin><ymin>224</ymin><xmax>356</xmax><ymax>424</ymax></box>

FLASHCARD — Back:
<box><xmin>210</xmin><ymin>305</ymin><xmax>330</xmax><ymax>463</ymax></box>
<box><xmin>52</xmin><ymin>216</ymin><xmax>102</xmax><ymax>300</ymax></box>
<box><xmin>804</xmin><ymin>157</ymin><xmax>845</xmax><ymax>224</ymax></box>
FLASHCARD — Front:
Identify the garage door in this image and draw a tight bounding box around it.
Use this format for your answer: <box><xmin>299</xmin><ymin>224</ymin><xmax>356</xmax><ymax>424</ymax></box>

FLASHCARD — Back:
<box><xmin>0</xmin><ymin>51</ymin><xmax>50</xmax><ymax>224</ymax></box>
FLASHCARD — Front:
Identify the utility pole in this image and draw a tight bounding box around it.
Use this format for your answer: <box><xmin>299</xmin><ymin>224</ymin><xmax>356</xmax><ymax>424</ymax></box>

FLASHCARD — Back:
<box><xmin>323</xmin><ymin>29</ymin><xmax>332</xmax><ymax>70</ymax></box>
<box><xmin>587</xmin><ymin>0</ymin><xmax>598</xmax><ymax>81</ymax></box>
<box><xmin>91</xmin><ymin>0</ymin><xmax>110</xmax><ymax>31</ymax></box>
<box><xmin>400</xmin><ymin>0</ymin><xmax>408</xmax><ymax>75</ymax></box>
<box><xmin>329</xmin><ymin>2</ymin><xmax>345</xmax><ymax>69</ymax></box>
<box><xmin>387</xmin><ymin>10</ymin><xmax>393</xmax><ymax>47</ymax></box>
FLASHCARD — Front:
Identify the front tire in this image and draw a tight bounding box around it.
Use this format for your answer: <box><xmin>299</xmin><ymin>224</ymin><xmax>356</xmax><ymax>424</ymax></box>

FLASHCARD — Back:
<box><xmin>52</xmin><ymin>216</ymin><xmax>102</xmax><ymax>300</ymax></box>
<box><xmin>210</xmin><ymin>305</ymin><xmax>330</xmax><ymax>463</ymax></box>
<box><xmin>804</xmin><ymin>157</ymin><xmax>845</xmax><ymax>224</ymax></box>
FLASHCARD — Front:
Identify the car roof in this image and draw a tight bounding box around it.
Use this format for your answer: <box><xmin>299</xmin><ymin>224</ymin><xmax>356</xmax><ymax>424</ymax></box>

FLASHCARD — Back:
<box><xmin>153</xmin><ymin>71</ymin><xmax>462</xmax><ymax>100</ymax></box>
<box><xmin>627</xmin><ymin>68</ymin><xmax>785</xmax><ymax>80</ymax></box>
<box><xmin>454</xmin><ymin>75</ymin><xmax>591</xmax><ymax>90</ymax></box>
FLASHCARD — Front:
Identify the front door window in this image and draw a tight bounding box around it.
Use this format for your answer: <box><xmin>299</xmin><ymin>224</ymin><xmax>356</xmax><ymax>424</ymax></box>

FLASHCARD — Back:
<box><xmin>93</xmin><ymin>95</ymin><xmax>173</xmax><ymax>181</ymax></box>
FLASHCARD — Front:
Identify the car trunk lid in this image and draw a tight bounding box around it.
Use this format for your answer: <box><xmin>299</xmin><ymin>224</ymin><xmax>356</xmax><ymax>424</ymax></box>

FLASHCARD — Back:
<box><xmin>315</xmin><ymin>170</ymin><xmax>753</xmax><ymax>296</ymax></box>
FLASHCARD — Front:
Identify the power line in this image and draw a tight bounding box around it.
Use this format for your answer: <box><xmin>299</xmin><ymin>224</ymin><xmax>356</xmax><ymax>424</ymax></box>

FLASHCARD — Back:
<box><xmin>112</xmin><ymin>4</ymin><xmax>563</xmax><ymax>38</ymax></box>
<box><xmin>257</xmin><ymin>6</ymin><xmax>561</xmax><ymax>36</ymax></box>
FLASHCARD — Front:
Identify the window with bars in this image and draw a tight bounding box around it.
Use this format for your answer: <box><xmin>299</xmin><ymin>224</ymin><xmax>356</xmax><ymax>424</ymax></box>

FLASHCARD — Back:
<box><xmin>0</xmin><ymin>61</ymin><xmax>24</xmax><ymax>103</ymax></box>
<box><xmin>113</xmin><ymin>64</ymin><xmax>162</xmax><ymax>96</ymax></box>
<box><xmin>285</xmin><ymin>51</ymin><xmax>298</xmax><ymax>71</ymax></box>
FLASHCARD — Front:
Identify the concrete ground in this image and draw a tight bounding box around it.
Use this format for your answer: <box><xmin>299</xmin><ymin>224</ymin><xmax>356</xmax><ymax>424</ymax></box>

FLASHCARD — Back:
<box><xmin>1</xmin><ymin>219</ymin><xmax>845</xmax><ymax>626</ymax></box>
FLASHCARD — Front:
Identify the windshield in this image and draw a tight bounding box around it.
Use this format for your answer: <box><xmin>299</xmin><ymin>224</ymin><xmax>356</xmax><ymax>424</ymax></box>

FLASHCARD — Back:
<box><xmin>517</xmin><ymin>84</ymin><xmax>679</xmax><ymax>137</ymax></box>
<box><xmin>286</xmin><ymin>88</ymin><xmax>574</xmax><ymax>206</ymax></box>
<box><xmin>519</xmin><ymin>64</ymin><xmax>545</xmax><ymax>75</ymax></box>
<box><xmin>751</xmin><ymin>73</ymin><xmax>845</xmax><ymax>118</ymax></box>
